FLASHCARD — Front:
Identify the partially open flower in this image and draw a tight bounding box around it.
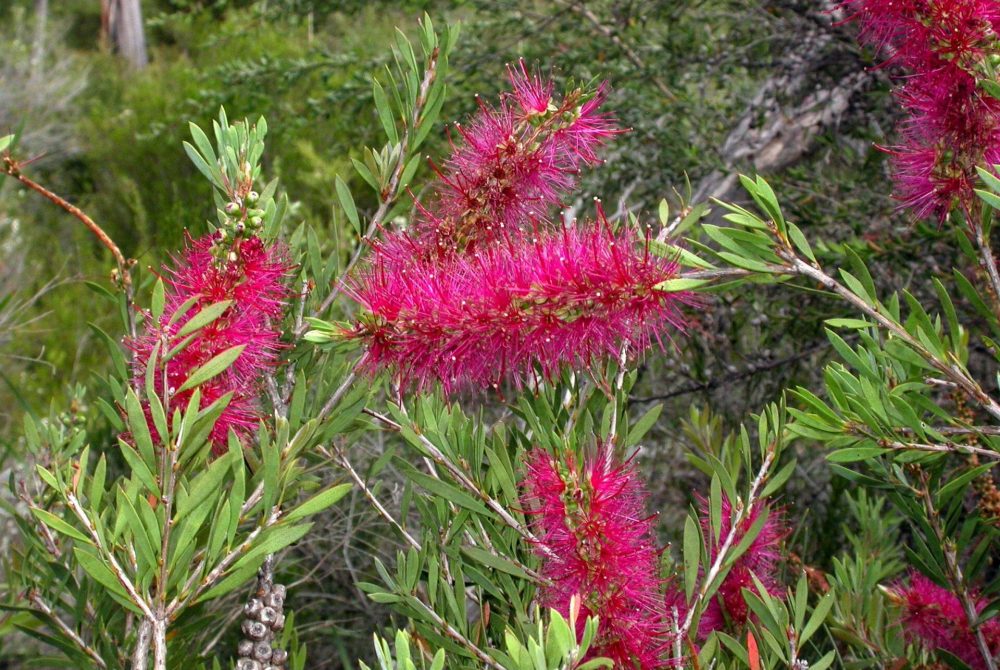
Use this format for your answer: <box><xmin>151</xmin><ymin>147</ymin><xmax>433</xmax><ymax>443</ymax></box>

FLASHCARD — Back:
<box><xmin>890</xmin><ymin>571</ymin><xmax>1000</xmax><ymax>670</ymax></box>
<box><xmin>130</xmin><ymin>232</ymin><xmax>291</xmax><ymax>454</ymax></box>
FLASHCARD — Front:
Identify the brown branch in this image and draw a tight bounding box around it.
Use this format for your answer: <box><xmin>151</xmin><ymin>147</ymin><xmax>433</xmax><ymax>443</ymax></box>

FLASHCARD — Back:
<box><xmin>27</xmin><ymin>590</ymin><xmax>108</xmax><ymax>669</ymax></box>
<box><xmin>3</xmin><ymin>156</ymin><xmax>131</xmax><ymax>289</ymax></box>
<box><xmin>914</xmin><ymin>472</ymin><xmax>998</xmax><ymax>670</ymax></box>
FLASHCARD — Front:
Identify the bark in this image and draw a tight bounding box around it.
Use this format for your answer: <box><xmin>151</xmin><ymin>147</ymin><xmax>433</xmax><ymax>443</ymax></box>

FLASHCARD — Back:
<box><xmin>692</xmin><ymin>4</ymin><xmax>878</xmax><ymax>207</ymax></box>
<box><xmin>101</xmin><ymin>0</ymin><xmax>148</xmax><ymax>69</ymax></box>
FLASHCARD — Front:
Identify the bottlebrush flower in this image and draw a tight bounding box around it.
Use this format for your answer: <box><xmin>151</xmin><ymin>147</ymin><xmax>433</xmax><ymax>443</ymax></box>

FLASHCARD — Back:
<box><xmin>843</xmin><ymin>0</ymin><xmax>1000</xmax><ymax>220</ymax></box>
<box><xmin>665</xmin><ymin>495</ymin><xmax>786</xmax><ymax>639</ymax></box>
<box><xmin>521</xmin><ymin>446</ymin><xmax>669</xmax><ymax>668</ymax></box>
<box><xmin>699</xmin><ymin>496</ymin><xmax>786</xmax><ymax>635</ymax></box>
<box><xmin>410</xmin><ymin>60</ymin><xmax>621</xmax><ymax>257</ymax></box>
<box><xmin>890</xmin><ymin>571</ymin><xmax>1000</xmax><ymax>670</ymax></box>
<box><xmin>346</xmin><ymin>214</ymin><xmax>691</xmax><ymax>395</ymax></box>
<box><xmin>130</xmin><ymin>232</ymin><xmax>291</xmax><ymax>454</ymax></box>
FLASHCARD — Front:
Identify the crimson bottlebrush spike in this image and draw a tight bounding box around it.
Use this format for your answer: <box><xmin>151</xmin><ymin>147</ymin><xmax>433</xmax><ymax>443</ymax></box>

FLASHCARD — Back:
<box><xmin>697</xmin><ymin>496</ymin><xmax>786</xmax><ymax>636</ymax></box>
<box><xmin>887</xmin><ymin>571</ymin><xmax>1000</xmax><ymax>670</ymax></box>
<box><xmin>409</xmin><ymin>60</ymin><xmax>621</xmax><ymax>257</ymax></box>
<box><xmin>130</xmin><ymin>232</ymin><xmax>291</xmax><ymax>454</ymax></box>
<box><xmin>843</xmin><ymin>0</ymin><xmax>1000</xmax><ymax>220</ymax></box>
<box><xmin>521</xmin><ymin>446</ymin><xmax>669</xmax><ymax>668</ymax></box>
<box><xmin>664</xmin><ymin>495</ymin><xmax>786</xmax><ymax>640</ymax></box>
<box><xmin>347</xmin><ymin>213</ymin><xmax>691</xmax><ymax>395</ymax></box>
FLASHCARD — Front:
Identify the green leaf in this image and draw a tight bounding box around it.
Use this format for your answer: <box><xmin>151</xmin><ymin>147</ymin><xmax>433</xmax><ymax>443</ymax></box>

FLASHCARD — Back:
<box><xmin>175</xmin><ymin>448</ymin><xmax>236</xmax><ymax>522</ymax></box>
<box><xmin>30</xmin><ymin>509</ymin><xmax>91</xmax><ymax>545</ymax></box>
<box><xmin>683</xmin><ymin>513</ymin><xmax>700</xmax><ymax>601</ymax></box>
<box><xmin>73</xmin><ymin>547</ymin><xmax>134</xmax><ymax>606</ymax></box>
<box><xmin>786</xmin><ymin>222</ymin><xmax>816</xmax><ymax>262</ymax></box>
<box><xmin>176</xmin><ymin>300</ymin><xmax>232</xmax><ymax>338</ymax></box>
<box><xmin>626</xmin><ymin>404</ymin><xmax>662</xmax><ymax>447</ymax></box>
<box><xmin>151</xmin><ymin>279</ymin><xmax>165</xmax><ymax>322</ymax></box>
<box><xmin>937</xmin><ymin>462</ymin><xmax>994</xmax><ymax>506</ymax></box>
<box><xmin>176</xmin><ymin>345</ymin><xmax>245</xmax><ymax>393</ymax></box>
<box><xmin>800</xmin><ymin>592</ymin><xmax>834</xmax><ymax>645</ymax></box>
<box><xmin>824</xmin><ymin>318</ymin><xmax>873</xmax><ymax>329</ymax></box>
<box><xmin>655</xmin><ymin>277</ymin><xmax>711</xmax><ymax>292</ymax></box>
<box><xmin>118</xmin><ymin>439</ymin><xmax>160</xmax><ymax>495</ymax></box>
<box><xmin>336</xmin><ymin>176</ymin><xmax>361</xmax><ymax>236</ymax></box>
<box><xmin>395</xmin><ymin>459</ymin><xmax>491</xmax><ymax>516</ymax></box>
<box><xmin>461</xmin><ymin>546</ymin><xmax>530</xmax><ymax>580</ymax></box>
<box><xmin>284</xmin><ymin>483</ymin><xmax>353</xmax><ymax>523</ymax></box>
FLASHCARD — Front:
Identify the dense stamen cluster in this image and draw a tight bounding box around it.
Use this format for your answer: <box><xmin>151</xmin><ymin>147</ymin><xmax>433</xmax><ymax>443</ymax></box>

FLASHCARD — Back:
<box><xmin>844</xmin><ymin>0</ymin><xmax>1000</xmax><ymax>219</ymax></box>
<box><xmin>348</xmin><ymin>63</ymin><xmax>690</xmax><ymax>394</ymax></box>
<box><xmin>130</xmin><ymin>232</ymin><xmax>291</xmax><ymax>453</ymax></box>
<box><xmin>890</xmin><ymin>571</ymin><xmax>1000</xmax><ymax>669</ymax></box>
<box><xmin>408</xmin><ymin>59</ymin><xmax>619</xmax><ymax>258</ymax></box>
<box><xmin>664</xmin><ymin>496</ymin><xmax>786</xmax><ymax>640</ymax></box>
<box><xmin>348</xmin><ymin>216</ymin><xmax>689</xmax><ymax>394</ymax></box>
<box><xmin>521</xmin><ymin>447</ymin><xmax>669</xmax><ymax>668</ymax></box>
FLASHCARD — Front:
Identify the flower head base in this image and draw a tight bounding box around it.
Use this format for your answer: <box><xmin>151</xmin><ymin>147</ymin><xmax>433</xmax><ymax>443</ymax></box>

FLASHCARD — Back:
<box><xmin>890</xmin><ymin>571</ymin><xmax>1000</xmax><ymax>670</ymax></box>
<box><xmin>844</xmin><ymin>0</ymin><xmax>1000</xmax><ymax>220</ymax></box>
<box><xmin>130</xmin><ymin>232</ymin><xmax>291</xmax><ymax>454</ymax></box>
<box><xmin>521</xmin><ymin>446</ymin><xmax>669</xmax><ymax>668</ymax></box>
<box><xmin>347</xmin><ymin>214</ymin><xmax>691</xmax><ymax>395</ymax></box>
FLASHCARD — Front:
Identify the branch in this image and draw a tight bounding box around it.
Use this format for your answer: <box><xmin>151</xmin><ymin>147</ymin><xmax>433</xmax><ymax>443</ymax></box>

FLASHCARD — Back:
<box><xmin>878</xmin><ymin>438</ymin><xmax>1000</xmax><ymax>462</ymax></box>
<box><xmin>65</xmin><ymin>492</ymin><xmax>154</xmax><ymax>621</ymax></box>
<box><xmin>915</xmin><ymin>473</ymin><xmax>998</xmax><ymax>670</ymax></box>
<box><xmin>325</xmin><ymin>444</ymin><xmax>421</xmax><ymax>551</ymax></box>
<box><xmin>27</xmin><ymin>590</ymin><xmax>108</xmax><ymax>669</ymax></box>
<box><xmin>677</xmin><ymin>439</ymin><xmax>778</xmax><ymax>642</ymax></box>
<box><xmin>784</xmin><ymin>253</ymin><xmax>1000</xmax><ymax>423</ymax></box>
<box><xmin>307</xmin><ymin>45</ymin><xmax>442</xmax><ymax>328</ymax></box>
<box><xmin>3</xmin><ymin>156</ymin><xmax>131</xmax><ymax>290</ymax></box>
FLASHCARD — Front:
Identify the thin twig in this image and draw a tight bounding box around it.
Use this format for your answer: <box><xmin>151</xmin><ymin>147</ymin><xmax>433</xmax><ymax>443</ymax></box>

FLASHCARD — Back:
<box><xmin>388</xmin><ymin>403</ymin><xmax>547</xmax><ymax>552</ymax></box>
<box><xmin>27</xmin><ymin>590</ymin><xmax>108</xmax><ymax>669</ymax></box>
<box><xmin>2</xmin><ymin>156</ymin><xmax>136</xmax><ymax>341</ymax></box>
<box><xmin>306</xmin><ymin>45</ymin><xmax>442</xmax><ymax>329</ymax></box>
<box><xmin>879</xmin><ymin>438</ymin><xmax>1000</xmax><ymax>462</ymax></box>
<box><xmin>326</xmin><ymin>444</ymin><xmax>421</xmax><ymax>551</ymax></box>
<box><xmin>65</xmin><ymin>492</ymin><xmax>154</xmax><ymax>620</ymax></box>
<box><xmin>783</xmin><ymin>253</ymin><xmax>1000</xmax><ymax>422</ymax></box>
<box><xmin>915</xmin><ymin>472</ymin><xmax>998</xmax><ymax>670</ymax></box>
<box><xmin>677</xmin><ymin>439</ymin><xmax>778</xmax><ymax>642</ymax></box>
<box><xmin>970</xmin><ymin>214</ymin><xmax>1000</xmax><ymax>321</ymax></box>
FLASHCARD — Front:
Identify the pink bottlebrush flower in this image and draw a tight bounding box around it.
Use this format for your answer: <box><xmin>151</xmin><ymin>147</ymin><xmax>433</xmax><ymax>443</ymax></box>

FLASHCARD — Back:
<box><xmin>522</xmin><ymin>446</ymin><xmax>669</xmax><ymax>668</ymax></box>
<box><xmin>508</xmin><ymin>59</ymin><xmax>554</xmax><ymax>116</ymax></box>
<box><xmin>408</xmin><ymin>65</ymin><xmax>621</xmax><ymax>257</ymax></box>
<box><xmin>130</xmin><ymin>232</ymin><xmax>291</xmax><ymax>454</ymax></box>
<box><xmin>346</xmin><ymin>213</ymin><xmax>691</xmax><ymax>395</ymax></box>
<box><xmin>892</xmin><ymin>571</ymin><xmax>1000</xmax><ymax>670</ymax></box>
<box><xmin>701</xmin><ymin>496</ymin><xmax>786</xmax><ymax>636</ymax></box>
<box><xmin>843</xmin><ymin>0</ymin><xmax>1000</xmax><ymax>220</ymax></box>
<box><xmin>665</xmin><ymin>495</ymin><xmax>786</xmax><ymax>640</ymax></box>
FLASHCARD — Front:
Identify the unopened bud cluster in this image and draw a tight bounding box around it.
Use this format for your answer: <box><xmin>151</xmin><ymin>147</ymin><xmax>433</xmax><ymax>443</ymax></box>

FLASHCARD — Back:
<box><xmin>213</xmin><ymin>188</ymin><xmax>264</xmax><ymax>264</ymax></box>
